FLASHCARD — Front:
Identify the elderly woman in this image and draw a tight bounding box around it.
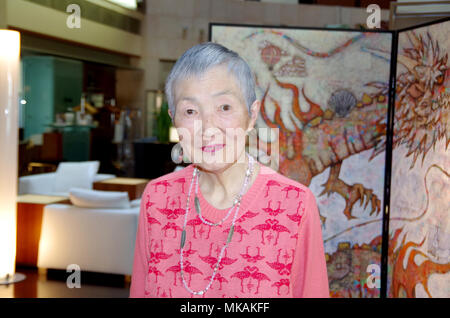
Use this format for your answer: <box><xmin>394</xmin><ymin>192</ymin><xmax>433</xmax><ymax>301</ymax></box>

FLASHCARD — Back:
<box><xmin>130</xmin><ymin>42</ymin><xmax>329</xmax><ymax>298</ymax></box>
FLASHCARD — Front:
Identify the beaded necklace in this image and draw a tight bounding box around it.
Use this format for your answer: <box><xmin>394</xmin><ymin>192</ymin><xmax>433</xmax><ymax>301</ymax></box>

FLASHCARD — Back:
<box><xmin>179</xmin><ymin>153</ymin><xmax>255</xmax><ymax>296</ymax></box>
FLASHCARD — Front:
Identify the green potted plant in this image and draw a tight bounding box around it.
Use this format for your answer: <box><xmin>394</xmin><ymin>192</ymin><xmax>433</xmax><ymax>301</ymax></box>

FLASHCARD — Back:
<box><xmin>156</xmin><ymin>101</ymin><xmax>171</xmax><ymax>143</ymax></box>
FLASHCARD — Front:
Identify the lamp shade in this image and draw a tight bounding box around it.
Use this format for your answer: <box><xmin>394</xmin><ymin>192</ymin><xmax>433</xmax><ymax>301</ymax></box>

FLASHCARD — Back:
<box><xmin>0</xmin><ymin>30</ymin><xmax>20</xmax><ymax>281</ymax></box>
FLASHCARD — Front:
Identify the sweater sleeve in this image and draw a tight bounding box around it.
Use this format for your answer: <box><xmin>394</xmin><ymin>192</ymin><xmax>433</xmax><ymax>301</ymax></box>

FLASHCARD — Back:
<box><xmin>291</xmin><ymin>188</ymin><xmax>330</xmax><ymax>298</ymax></box>
<box><xmin>129</xmin><ymin>186</ymin><xmax>150</xmax><ymax>298</ymax></box>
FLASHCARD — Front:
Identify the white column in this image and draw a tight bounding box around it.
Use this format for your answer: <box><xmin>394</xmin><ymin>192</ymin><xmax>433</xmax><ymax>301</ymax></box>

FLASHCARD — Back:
<box><xmin>0</xmin><ymin>29</ymin><xmax>21</xmax><ymax>281</ymax></box>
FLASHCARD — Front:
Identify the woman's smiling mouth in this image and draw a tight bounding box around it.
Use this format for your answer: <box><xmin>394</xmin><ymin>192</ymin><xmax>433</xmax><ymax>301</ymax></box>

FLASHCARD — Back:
<box><xmin>201</xmin><ymin>143</ymin><xmax>225</xmax><ymax>153</ymax></box>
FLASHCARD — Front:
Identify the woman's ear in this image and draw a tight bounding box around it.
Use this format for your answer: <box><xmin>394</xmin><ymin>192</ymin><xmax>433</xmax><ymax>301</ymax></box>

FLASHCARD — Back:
<box><xmin>168</xmin><ymin>109</ymin><xmax>176</xmax><ymax>125</ymax></box>
<box><xmin>247</xmin><ymin>100</ymin><xmax>261</xmax><ymax>133</ymax></box>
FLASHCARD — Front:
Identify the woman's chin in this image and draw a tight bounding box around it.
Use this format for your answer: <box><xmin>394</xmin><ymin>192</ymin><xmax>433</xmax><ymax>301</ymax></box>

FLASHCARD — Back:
<box><xmin>192</xmin><ymin>152</ymin><xmax>232</xmax><ymax>172</ymax></box>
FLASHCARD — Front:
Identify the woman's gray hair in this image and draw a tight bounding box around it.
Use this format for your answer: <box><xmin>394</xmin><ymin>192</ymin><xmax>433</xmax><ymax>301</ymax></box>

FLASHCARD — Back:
<box><xmin>165</xmin><ymin>42</ymin><xmax>256</xmax><ymax>121</ymax></box>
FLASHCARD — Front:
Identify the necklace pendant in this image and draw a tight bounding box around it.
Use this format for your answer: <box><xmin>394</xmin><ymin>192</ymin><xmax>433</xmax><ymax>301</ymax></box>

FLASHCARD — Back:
<box><xmin>180</xmin><ymin>230</ymin><xmax>186</xmax><ymax>249</ymax></box>
<box><xmin>227</xmin><ymin>225</ymin><xmax>235</xmax><ymax>244</ymax></box>
<box><xmin>194</xmin><ymin>196</ymin><xmax>201</xmax><ymax>215</ymax></box>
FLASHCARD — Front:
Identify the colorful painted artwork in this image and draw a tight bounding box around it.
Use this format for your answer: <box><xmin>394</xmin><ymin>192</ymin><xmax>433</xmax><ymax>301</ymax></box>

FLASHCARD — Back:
<box><xmin>387</xmin><ymin>20</ymin><xmax>450</xmax><ymax>298</ymax></box>
<box><xmin>211</xmin><ymin>25</ymin><xmax>393</xmax><ymax>297</ymax></box>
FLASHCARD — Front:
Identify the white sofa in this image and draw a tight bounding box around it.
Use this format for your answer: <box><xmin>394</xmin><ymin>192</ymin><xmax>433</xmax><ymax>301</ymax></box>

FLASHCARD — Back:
<box><xmin>37</xmin><ymin>198</ymin><xmax>140</xmax><ymax>276</ymax></box>
<box><xmin>18</xmin><ymin>161</ymin><xmax>116</xmax><ymax>196</ymax></box>
<box><xmin>18</xmin><ymin>172</ymin><xmax>116</xmax><ymax>196</ymax></box>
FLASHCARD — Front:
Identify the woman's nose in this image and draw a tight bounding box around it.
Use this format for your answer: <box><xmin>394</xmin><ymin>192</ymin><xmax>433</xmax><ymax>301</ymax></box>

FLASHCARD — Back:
<box><xmin>201</xmin><ymin>112</ymin><xmax>216</xmax><ymax>131</ymax></box>
<box><xmin>200</xmin><ymin>113</ymin><xmax>221</xmax><ymax>140</ymax></box>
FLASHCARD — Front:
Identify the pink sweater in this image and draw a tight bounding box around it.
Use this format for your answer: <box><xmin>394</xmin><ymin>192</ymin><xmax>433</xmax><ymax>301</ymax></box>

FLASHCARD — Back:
<box><xmin>130</xmin><ymin>161</ymin><xmax>329</xmax><ymax>298</ymax></box>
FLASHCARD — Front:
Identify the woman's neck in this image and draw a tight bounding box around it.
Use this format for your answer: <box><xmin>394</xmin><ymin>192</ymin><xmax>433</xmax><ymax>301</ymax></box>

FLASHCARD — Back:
<box><xmin>198</xmin><ymin>152</ymin><xmax>258</xmax><ymax>210</ymax></box>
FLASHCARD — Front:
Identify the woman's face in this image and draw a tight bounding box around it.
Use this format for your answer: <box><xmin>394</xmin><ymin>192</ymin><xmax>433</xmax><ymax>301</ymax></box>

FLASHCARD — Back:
<box><xmin>170</xmin><ymin>65</ymin><xmax>259</xmax><ymax>172</ymax></box>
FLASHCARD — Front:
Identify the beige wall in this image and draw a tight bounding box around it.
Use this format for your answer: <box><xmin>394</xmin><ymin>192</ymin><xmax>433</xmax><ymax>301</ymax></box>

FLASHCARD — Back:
<box><xmin>0</xmin><ymin>0</ymin><xmax>7</xmax><ymax>29</ymax></box>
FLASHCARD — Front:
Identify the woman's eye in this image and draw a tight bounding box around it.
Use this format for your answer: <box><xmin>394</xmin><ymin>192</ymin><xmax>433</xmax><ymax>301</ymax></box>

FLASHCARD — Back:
<box><xmin>220</xmin><ymin>104</ymin><xmax>231</xmax><ymax>111</ymax></box>
<box><xmin>185</xmin><ymin>109</ymin><xmax>196</xmax><ymax>116</ymax></box>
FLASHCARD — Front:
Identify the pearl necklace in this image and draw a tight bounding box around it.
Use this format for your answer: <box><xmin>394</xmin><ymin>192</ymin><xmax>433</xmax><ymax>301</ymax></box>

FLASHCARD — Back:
<box><xmin>179</xmin><ymin>153</ymin><xmax>255</xmax><ymax>296</ymax></box>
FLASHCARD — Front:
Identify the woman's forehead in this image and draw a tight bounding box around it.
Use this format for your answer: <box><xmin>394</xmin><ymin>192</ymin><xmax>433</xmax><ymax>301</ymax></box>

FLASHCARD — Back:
<box><xmin>181</xmin><ymin>66</ymin><xmax>236</xmax><ymax>87</ymax></box>
<box><xmin>175</xmin><ymin>68</ymin><xmax>244</xmax><ymax>103</ymax></box>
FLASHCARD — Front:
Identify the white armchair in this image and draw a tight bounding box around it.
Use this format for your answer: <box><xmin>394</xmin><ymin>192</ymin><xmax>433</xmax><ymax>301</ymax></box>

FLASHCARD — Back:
<box><xmin>37</xmin><ymin>190</ymin><xmax>141</xmax><ymax>276</ymax></box>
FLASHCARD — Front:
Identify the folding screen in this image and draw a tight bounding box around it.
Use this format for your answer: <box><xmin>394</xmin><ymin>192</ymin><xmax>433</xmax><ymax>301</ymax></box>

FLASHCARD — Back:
<box><xmin>211</xmin><ymin>24</ymin><xmax>394</xmax><ymax>298</ymax></box>
<box><xmin>387</xmin><ymin>19</ymin><xmax>449</xmax><ymax>298</ymax></box>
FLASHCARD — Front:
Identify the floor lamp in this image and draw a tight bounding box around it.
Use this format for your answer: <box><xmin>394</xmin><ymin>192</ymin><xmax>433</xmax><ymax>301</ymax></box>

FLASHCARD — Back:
<box><xmin>0</xmin><ymin>29</ymin><xmax>26</xmax><ymax>285</ymax></box>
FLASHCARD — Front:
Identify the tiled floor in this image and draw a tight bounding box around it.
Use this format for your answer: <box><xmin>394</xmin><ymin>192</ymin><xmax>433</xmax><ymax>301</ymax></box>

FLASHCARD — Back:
<box><xmin>0</xmin><ymin>267</ymin><xmax>130</xmax><ymax>298</ymax></box>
